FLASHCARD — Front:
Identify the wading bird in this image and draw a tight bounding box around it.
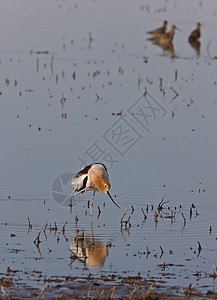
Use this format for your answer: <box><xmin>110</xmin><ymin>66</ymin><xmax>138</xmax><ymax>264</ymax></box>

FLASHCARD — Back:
<box><xmin>147</xmin><ymin>20</ymin><xmax>168</xmax><ymax>35</ymax></box>
<box><xmin>188</xmin><ymin>22</ymin><xmax>201</xmax><ymax>42</ymax></box>
<box><xmin>148</xmin><ymin>24</ymin><xmax>178</xmax><ymax>43</ymax></box>
<box><xmin>71</xmin><ymin>163</ymin><xmax>120</xmax><ymax>215</ymax></box>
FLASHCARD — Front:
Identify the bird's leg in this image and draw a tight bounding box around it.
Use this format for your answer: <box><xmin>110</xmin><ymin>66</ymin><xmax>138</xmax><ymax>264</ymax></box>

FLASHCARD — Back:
<box><xmin>90</xmin><ymin>216</ymin><xmax>94</xmax><ymax>243</ymax></box>
<box><xmin>90</xmin><ymin>191</ymin><xmax>95</xmax><ymax>216</ymax></box>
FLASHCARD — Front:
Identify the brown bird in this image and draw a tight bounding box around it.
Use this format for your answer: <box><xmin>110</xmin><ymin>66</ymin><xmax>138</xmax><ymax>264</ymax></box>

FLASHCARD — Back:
<box><xmin>148</xmin><ymin>25</ymin><xmax>177</xmax><ymax>43</ymax></box>
<box><xmin>188</xmin><ymin>23</ymin><xmax>201</xmax><ymax>42</ymax></box>
<box><xmin>147</xmin><ymin>20</ymin><xmax>167</xmax><ymax>35</ymax></box>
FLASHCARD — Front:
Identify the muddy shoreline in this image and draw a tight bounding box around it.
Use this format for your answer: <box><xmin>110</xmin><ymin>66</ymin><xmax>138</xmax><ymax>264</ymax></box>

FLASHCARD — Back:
<box><xmin>1</xmin><ymin>0</ymin><xmax>217</xmax><ymax>299</ymax></box>
<box><xmin>1</xmin><ymin>272</ymin><xmax>216</xmax><ymax>299</ymax></box>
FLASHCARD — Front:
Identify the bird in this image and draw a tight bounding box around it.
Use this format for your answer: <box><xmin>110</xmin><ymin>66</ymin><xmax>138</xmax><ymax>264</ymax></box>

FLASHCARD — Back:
<box><xmin>71</xmin><ymin>163</ymin><xmax>120</xmax><ymax>214</ymax></box>
<box><xmin>148</xmin><ymin>25</ymin><xmax>177</xmax><ymax>43</ymax></box>
<box><xmin>188</xmin><ymin>22</ymin><xmax>201</xmax><ymax>42</ymax></box>
<box><xmin>147</xmin><ymin>20</ymin><xmax>168</xmax><ymax>35</ymax></box>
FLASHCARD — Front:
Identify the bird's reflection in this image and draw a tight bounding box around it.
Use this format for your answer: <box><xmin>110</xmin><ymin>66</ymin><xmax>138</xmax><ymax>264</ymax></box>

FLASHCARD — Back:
<box><xmin>70</xmin><ymin>221</ymin><xmax>109</xmax><ymax>269</ymax></box>
<box><xmin>151</xmin><ymin>40</ymin><xmax>176</xmax><ymax>59</ymax></box>
<box><xmin>189</xmin><ymin>40</ymin><xmax>201</xmax><ymax>56</ymax></box>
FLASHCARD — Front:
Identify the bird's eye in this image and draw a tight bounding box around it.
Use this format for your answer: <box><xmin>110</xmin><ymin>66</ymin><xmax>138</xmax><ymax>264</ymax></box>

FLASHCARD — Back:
<box><xmin>104</xmin><ymin>184</ymin><xmax>108</xmax><ymax>188</ymax></box>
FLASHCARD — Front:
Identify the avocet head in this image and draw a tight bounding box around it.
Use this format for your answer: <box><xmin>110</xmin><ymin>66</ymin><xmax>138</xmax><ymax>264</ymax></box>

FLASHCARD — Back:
<box><xmin>94</xmin><ymin>178</ymin><xmax>110</xmax><ymax>194</ymax></box>
<box><xmin>101</xmin><ymin>179</ymin><xmax>111</xmax><ymax>194</ymax></box>
<box><xmin>95</xmin><ymin>179</ymin><xmax>120</xmax><ymax>208</ymax></box>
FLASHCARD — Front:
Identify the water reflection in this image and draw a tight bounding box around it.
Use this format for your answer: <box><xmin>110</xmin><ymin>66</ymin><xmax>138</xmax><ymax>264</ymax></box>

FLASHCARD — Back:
<box><xmin>189</xmin><ymin>40</ymin><xmax>201</xmax><ymax>56</ymax></box>
<box><xmin>69</xmin><ymin>223</ymin><xmax>109</xmax><ymax>269</ymax></box>
<box><xmin>151</xmin><ymin>40</ymin><xmax>176</xmax><ymax>59</ymax></box>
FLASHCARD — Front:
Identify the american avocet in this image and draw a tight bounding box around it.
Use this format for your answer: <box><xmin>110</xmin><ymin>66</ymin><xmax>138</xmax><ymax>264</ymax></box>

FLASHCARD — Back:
<box><xmin>147</xmin><ymin>20</ymin><xmax>168</xmax><ymax>35</ymax></box>
<box><xmin>188</xmin><ymin>23</ymin><xmax>201</xmax><ymax>42</ymax></box>
<box><xmin>71</xmin><ymin>163</ymin><xmax>120</xmax><ymax>214</ymax></box>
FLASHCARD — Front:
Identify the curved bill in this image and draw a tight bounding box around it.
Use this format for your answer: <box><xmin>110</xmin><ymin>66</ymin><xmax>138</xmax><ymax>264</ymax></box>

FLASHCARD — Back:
<box><xmin>107</xmin><ymin>191</ymin><xmax>120</xmax><ymax>208</ymax></box>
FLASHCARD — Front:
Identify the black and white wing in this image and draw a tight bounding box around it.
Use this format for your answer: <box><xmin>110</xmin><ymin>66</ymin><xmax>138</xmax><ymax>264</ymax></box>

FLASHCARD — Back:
<box><xmin>71</xmin><ymin>164</ymin><xmax>92</xmax><ymax>193</ymax></box>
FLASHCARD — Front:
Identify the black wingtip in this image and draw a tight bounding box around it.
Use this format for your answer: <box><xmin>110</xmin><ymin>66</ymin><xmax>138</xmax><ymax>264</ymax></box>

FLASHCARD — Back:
<box><xmin>107</xmin><ymin>191</ymin><xmax>120</xmax><ymax>208</ymax></box>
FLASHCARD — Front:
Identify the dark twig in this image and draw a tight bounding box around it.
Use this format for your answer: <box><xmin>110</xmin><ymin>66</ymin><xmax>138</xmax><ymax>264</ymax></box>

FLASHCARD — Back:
<box><xmin>27</xmin><ymin>217</ymin><xmax>32</xmax><ymax>233</ymax></box>
<box><xmin>197</xmin><ymin>241</ymin><xmax>202</xmax><ymax>257</ymax></box>
<box><xmin>160</xmin><ymin>246</ymin><xmax>164</xmax><ymax>259</ymax></box>
<box><xmin>97</xmin><ymin>206</ymin><xmax>101</xmax><ymax>219</ymax></box>
<box><xmin>158</xmin><ymin>198</ymin><xmax>169</xmax><ymax>210</ymax></box>
<box><xmin>166</xmin><ymin>81</ymin><xmax>179</xmax><ymax>106</ymax></box>
<box><xmin>141</xmin><ymin>208</ymin><xmax>147</xmax><ymax>221</ymax></box>
<box><xmin>62</xmin><ymin>221</ymin><xmax>67</xmax><ymax>234</ymax></box>
<box><xmin>34</xmin><ymin>225</ymin><xmax>43</xmax><ymax>245</ymax></box>
<box><xmin>190</xmin><ymin>207</ymin><xmax>192</xmax><ymax>220</ymax></box>
<box><xmin>120</xmin><ymin>208</ymin><xmax>128</xmax><ymax>225</ymax></box>
<box><xmin>181</xmin><ymin>213</ymin><xmax>186</xmax><ymax>228</ymax></box>
<box><xmin>44</xmin><ymin>220</ymin><xmax>48</xmax><ymax>241</ymax></box>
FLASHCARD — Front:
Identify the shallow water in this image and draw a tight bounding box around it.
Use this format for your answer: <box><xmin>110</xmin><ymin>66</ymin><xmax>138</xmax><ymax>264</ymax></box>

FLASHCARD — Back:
<box><xmin>0</xmin><ymin>0</ymin><xmax>217</xmax><ymax>298</ymax></box>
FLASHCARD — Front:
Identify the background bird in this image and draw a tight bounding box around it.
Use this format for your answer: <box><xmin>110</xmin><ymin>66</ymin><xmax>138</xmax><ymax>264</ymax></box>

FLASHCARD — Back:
<box><xmin>148</xmin><ymin>24</ymin><xmax>177</xmax><ymax>43</ymax></box>
<box><xmin>188</xmin><ymin>23</ymin><xmax>201</xmax><ymax>42</ymax></box>
<box><xmin>147</xmin><ymin>20</ymin><xmax>168</xmax><ymax>35</ymax></box>
<box><xmin>71</xmin><ymin>163</ymin><xmax>120</xmax><ymax>214</ymax></box>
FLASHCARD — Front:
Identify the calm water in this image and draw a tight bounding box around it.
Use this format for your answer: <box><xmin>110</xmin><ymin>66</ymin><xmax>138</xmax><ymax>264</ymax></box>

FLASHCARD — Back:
<box><xmin>0</xmin><ymin>0</ymin><xmax>217</xmax><ymax>297</ymax></box>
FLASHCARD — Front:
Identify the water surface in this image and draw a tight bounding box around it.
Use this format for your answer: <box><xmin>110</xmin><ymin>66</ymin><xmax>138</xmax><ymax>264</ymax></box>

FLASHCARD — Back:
<box><xmin>0</xmin><ymin>0</ymin><xmax>217</xmax><ymax>298</ymax></box>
